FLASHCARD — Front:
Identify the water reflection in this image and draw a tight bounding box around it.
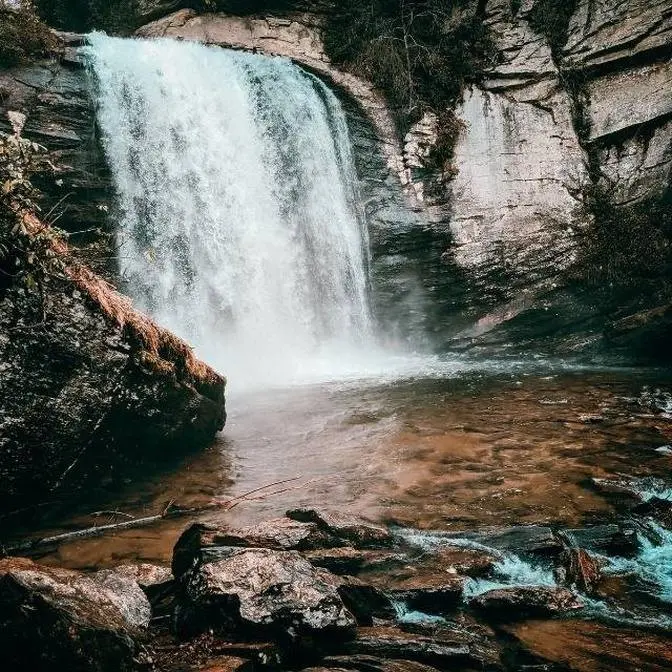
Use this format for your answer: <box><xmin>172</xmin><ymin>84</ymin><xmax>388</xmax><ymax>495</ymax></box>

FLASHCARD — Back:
<box><xmin>12</xmin><ymin>367</ymin><xmax>672</xmax><ymax>571</ymax></box>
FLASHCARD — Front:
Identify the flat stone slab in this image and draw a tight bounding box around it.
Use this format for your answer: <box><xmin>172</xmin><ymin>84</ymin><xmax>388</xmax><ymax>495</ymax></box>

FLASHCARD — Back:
<box><xmin>172</xmin><ymin>520</ymin><xmax>340</xmax><ymax>579</ymax></box>
<box><xmin>468</xmin><ymin>587</ymin><xmax>583</xmax><ymax>621</ymax></box>
<box><xmin>341</xmin><ymin>625</ymin><xmax>503</xmax><ymax>670</ymax></box>
<box><xmin>286</xmin><ymin>509</ymin><xmax>393</xmax><ymax>548</ymax></box>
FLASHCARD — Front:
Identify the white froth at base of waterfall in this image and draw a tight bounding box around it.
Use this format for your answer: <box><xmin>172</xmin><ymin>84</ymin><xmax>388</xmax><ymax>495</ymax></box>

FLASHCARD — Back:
<box><xmin>83</xmin><ymin>33</ymin><xmax>402</xmax><ymax>389</ymax></box>
<box><xmin>393</xmin><ymin>528</ymin><xmax>557</xmax><ymax>598</ymax></box>
<box><xmin>463</xmin><ymin>555</ymin><xmax>558</xmax><ymax>598</ymax></box>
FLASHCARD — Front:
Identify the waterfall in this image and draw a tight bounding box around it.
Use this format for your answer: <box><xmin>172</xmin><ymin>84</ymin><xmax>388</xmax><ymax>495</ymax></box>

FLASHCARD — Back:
<box><xmin>83</xmin><ymin>34</ymin><xmax>378</xmax><ymax>388</ymax></box>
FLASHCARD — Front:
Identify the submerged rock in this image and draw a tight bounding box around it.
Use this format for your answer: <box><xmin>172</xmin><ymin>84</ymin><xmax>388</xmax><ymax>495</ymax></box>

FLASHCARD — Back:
<box><xmin>468</xmin><ymin>586</ymin><xmax>583</xmax><ymax>621</ymax></box>
<box><xmin>0</xmin><ymin>557</ymin><xmax>150</xmax><ymax>671</ymax></box>
<box><xmin>508</xmin><ymin>619</ymin><xmax>672</xmax><ymax>672</ymax></box>
<box><xmin>175</xmin><ymin>547</ymin><xmax>356</xmax><ymax>640</ymax></box>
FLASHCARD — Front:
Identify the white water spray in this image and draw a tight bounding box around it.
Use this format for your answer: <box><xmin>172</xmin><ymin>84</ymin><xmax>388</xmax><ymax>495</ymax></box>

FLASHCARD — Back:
<box><xmin>84</xmin><ymin>34</ymin><xmax>382</xmax><ymax>387</ymax></box>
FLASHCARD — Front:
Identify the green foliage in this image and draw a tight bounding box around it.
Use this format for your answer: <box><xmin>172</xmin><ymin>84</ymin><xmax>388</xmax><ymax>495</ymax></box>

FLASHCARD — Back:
<box><xmin>0</xmin><ymin>1</ymin><xmax>59</xmax><ymax>67</ymax></box>
<box><xmin>424</xmin><ymin>109</ymin><xmax>464</xmax><ymax>179</ymax></box>
<box><xmin>509</xmin><ymin>0</ymin><xmax>522</xmax><ymax>16</ymax></box>
<box><xmin>572</xmin><ymin>186</ymin><xmax>672</xmax><ymax>303</ymax></box>
<box><xmin>32</xmin><ymin>0</ymin><xmax>140</xmax><ymax>33</ymax></box>
<box><xmin>527</xmin><ymin>0</ymin><xmax>578</xmax><ymax>55</ymax></box>
<box><xmin>323</xmin><ymin>0</ymin><xmax>495</xmax><ymax>134</ymax></box>
<box><xmin>0</xmin><ymin>131</ymin><xmax>66</xmax><ymax>292</ymax></box>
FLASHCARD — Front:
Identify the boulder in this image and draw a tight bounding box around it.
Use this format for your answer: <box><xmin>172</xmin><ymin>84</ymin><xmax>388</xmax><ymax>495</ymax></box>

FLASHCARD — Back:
<box><xmin>172</xmin><ymin>520</ymin><xmax>341</xmax><ymax>580</ymax></box>
<box><xmin>201</xmin><ymin>518</ymin><xmax>343</xmax><ymax>551</ymax></box>
<box><xmin>468</xmin><ymin>586</ymin><xmax>583</xmax><ymax>621</ymax></box>
<box><xmin>0</xmin><ymin>240</ymin><xmax>226</xmax><ymax>508</ymax></box>
<box><xmin>175</xmin><ymin>548</ymin><xmax>356</xmax><ymax>640</ymax></box>
<box><xmin>286</xmin><ymin>509</ymin><xmax>393</xmax><ymax>548</ymax></box>
<box><xmin>0</xmin><ymin>557</ymin><xmax>150</xmax><ymax>672</ymax></box>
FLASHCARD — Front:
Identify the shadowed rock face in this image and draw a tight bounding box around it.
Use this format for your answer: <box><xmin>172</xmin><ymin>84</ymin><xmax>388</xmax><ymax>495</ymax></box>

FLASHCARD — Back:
<box><xmin>0</xmin><ymin>263</ymin><xmax>226</xmax><ymax>509</ymax></box>
<box><xmin>0</xmin><ymin>557</ymin><xmax>150</xmax><ymax>672</ymax></box>
<box><xmin>0</xmin><ymin>189</ymin><xmax>226</xmax><ymax>510</ymax></box>
<box><xmin>0</xmin><ymin>33</ymin><xmax>112</xmax><ymax>240</ymax></box>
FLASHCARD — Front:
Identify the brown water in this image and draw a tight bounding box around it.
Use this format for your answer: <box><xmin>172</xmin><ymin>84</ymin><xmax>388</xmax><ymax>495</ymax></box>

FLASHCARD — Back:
<box><xmin>20</xmin><ymin>362</ymin><xmax>672</xmax><ymax>571</ymax></box>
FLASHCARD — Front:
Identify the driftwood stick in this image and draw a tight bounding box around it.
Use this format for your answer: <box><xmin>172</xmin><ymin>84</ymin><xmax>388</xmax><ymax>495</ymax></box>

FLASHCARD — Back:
<box><xmin>1</xmin><ymin>476</ymin><xmax>307</xmax><ymax>556</ymax></box>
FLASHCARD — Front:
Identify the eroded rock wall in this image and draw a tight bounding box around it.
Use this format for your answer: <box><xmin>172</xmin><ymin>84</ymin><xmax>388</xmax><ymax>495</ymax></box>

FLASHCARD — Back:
<box><xmin>447</xmin><ymin>0</ymin><xmax>589</xmax><ymax>276</ymax></box>
<box><xmin>563</xmin><ymin>0</ymin><xmax>672</xmax><ymax>206</ymax></box>
<box><xmin>0</xmin><ymin>33</ymin><xmax>112</xmax><ymax>237</ymax></box>
<box><xmin>132</xmin><ymin>3</ymin><xmax>672</xmax><ymax>354</ymax></box>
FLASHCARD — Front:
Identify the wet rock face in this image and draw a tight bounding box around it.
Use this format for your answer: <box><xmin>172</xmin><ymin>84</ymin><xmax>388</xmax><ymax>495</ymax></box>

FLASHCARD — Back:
<box><xmin>468</xmin><ymin>586</ymin><xmax>584</xmax><ymax>621</ymax></box>
<box><xmin>0</xmin><ymin>39</ymin><xmax>112</xmax><ymax>237</ymax></box>
<box><xmin>341</xmin><ymin>625</ymin><xmax>503</xmax><ymax>671</ymax></box>
<box><xmin>175</xmin><ymin>547</ymin><xmax>357</xmax><ymax>639</ymax></box>
<box><xmin>0</xmin><ymin>557</ymin><xmax>150</xmax><ymax>672</ymax></box>
<box><xmin>448</xmin><ymin>0</ymin><xmax>589</xmax><ymax>276</ymax></box>
<box><xmin>286</xmin><ymin>508</ymin><xmax>394</xmax><ymax>548</ymax></box>
<box><xmin>0</xmin><ymin>268</ymin><xmax>226</xmax><ymax>509</ymax></box>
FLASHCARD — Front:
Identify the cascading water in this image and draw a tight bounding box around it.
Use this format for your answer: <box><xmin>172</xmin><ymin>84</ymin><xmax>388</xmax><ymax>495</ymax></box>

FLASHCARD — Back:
<box><xmin>83</xmin><ymin>34</ymin><xmax>385</xmax><ymax>388</ymax></box>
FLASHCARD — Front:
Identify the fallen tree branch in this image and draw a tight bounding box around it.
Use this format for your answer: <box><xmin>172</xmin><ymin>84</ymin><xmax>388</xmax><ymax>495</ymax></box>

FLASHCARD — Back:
<box><xmin>1</xmin><ymin>477</ymin><xmax>307</xmax><ymax>557</ymax></box>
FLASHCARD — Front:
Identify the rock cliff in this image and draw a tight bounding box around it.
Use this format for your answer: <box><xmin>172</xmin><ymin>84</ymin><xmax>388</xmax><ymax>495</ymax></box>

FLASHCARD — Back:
<box><xmin>133</xmin><ymin>2</ymin><xmax>672</xmax><ymax>357</ymax></box>
<box><xmin>0</xmin><ymin>31</ymin><xmax>111</xmax><ymax>240</ymax></box>
<box><xmin>5</xmin><ymin>1</ymin><xmax>668</xmax><ymax>362</ymax></box>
